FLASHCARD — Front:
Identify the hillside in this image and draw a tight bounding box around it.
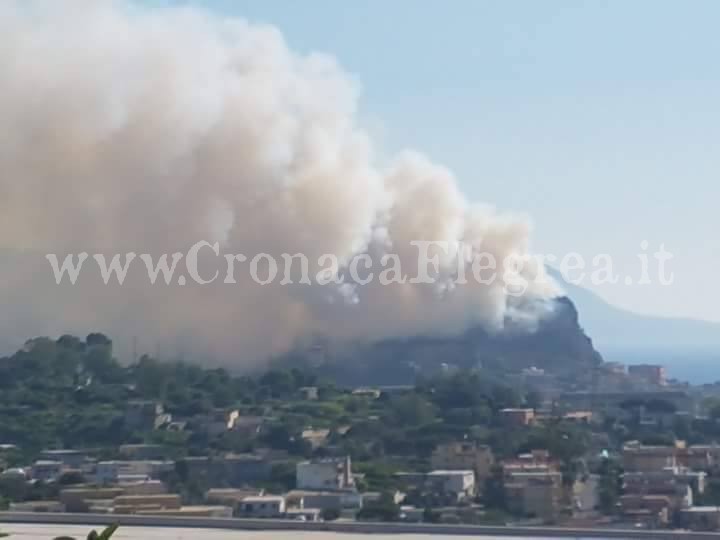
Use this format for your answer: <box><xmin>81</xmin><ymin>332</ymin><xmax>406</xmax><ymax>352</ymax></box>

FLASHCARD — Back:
<box><xmin>290</xmin><ymin>296</ymin><xmax>603</xmax><ymax>387</ymax></box>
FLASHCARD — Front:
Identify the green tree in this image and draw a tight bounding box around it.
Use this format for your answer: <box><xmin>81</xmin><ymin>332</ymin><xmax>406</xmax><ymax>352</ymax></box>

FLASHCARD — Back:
<box><xmin>482</xmin><ymin>465</ymin><xmax>507</xmax><ymax>510</ymax></box>
<box><xmin>357</xmin><ymin>492</ymin><xmax>400</xmax><ymax>522</ymax></box>
<box><xmin>385</xmin><ymin>394</ymin><xmax>435</xmax><ymax>426</ymax></box>
<box><xmin>525</xmin><ymin>390</ymin><xmax>543</xmax><ymax>410</ymax></box>
<box><xmin>0</xmin><ymin>474</ymin><xmax>28</xmax><ymax>502</ymax></box>
<box><xmin>597</xmin><ymin>458</ymin><xmax>622</xmax><ymax>515</ymax></box>
<box><xmin>422</xmin><ymin>506</ymin><xmax>441</xmax><ymax>523</ymax></box>
<box><xmin>321</xmin><ymin>508</ymin><xmax>340</xmax><ymax>521</ymax></box>
<box><xmin>54</xmin><ymin>523</ymin><xmax>118</xmax><ymax>540</ymax></box>
<box><xmin>697</xmin><ymin>477</ymin><xmax>720</xmax><ymax>506</ymax></box>
<box><xmin>58</xmin><ymin>471</ymin><xmax>86</xmax><ymax>486</ymax></box>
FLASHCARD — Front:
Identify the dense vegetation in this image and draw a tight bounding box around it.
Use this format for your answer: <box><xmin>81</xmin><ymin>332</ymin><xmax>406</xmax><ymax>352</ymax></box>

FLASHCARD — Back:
<box><xmin>283</xmin><ymin>297</ymin><xmax>603</xmax><ymax>387</ymax></box>
<box><xmin>5</xmin><ymin>331</ymin><xmax>705</xmax><ymax>519</ymax></box>
<box><xmin>0</xmin><ymin>333</ymin><xmax>595</xmax><ymax>496</ymax></box>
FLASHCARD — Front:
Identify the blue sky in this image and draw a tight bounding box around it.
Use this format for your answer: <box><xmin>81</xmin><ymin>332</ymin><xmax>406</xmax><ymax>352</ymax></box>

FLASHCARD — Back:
<box><xmin>156</xmin><ymin>0</ymin><xmax>720</xmax><ymax>322</ymax></box>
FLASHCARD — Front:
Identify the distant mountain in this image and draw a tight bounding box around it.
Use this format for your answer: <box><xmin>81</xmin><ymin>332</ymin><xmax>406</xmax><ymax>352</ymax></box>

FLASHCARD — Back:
<box><xmin>547</xmin><ymin>267</ymin><xmax>720</xmax><ymax>353</ymax></box>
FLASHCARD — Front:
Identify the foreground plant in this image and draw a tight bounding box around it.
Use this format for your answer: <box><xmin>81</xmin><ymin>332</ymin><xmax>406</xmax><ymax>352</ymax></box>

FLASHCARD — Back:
<box><xmin>54</xmin><ymin>524</ymin><xmax>118</xmax><ymax>540</ymax></box>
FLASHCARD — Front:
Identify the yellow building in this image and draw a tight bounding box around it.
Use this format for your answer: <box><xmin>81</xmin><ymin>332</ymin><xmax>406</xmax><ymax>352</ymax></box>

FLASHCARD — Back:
<box><xmin>431</xmin><ymin>442</ymin><xmax>494</xmax><ymax>480</ymax></box>
<box><xmin>505</xmin><ymin>471</ymin><xmax>563</xmax><ymax>522</ymax></box>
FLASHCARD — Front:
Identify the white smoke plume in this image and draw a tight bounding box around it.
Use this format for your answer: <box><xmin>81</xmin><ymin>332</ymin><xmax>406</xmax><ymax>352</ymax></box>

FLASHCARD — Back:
<box><xmin>0</xmin><ymin>1</ymin><xmax>558</xmax><ymax>365</ymax></box>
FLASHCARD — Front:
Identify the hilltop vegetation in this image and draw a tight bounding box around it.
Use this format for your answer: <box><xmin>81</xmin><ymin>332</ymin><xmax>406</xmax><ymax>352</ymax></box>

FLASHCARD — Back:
<box><xmin>282</xmin><ymin>297</ymin><xmax>603</xmax><ymax>387</ymax></box>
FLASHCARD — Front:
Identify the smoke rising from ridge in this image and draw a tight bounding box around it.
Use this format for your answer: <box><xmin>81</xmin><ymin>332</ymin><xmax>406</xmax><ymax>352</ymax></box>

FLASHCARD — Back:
<box><xmin>0</xmin><ymin>1</ymin><xmax>558</xmax><ymax>364</ymax></box>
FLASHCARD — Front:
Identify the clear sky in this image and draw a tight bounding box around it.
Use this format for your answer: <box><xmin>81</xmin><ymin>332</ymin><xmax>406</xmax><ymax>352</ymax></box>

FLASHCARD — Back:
<box><xmin>154</xmin><ymin>0</ymin><xmax>719</xmax><ymax>322</ymax></box>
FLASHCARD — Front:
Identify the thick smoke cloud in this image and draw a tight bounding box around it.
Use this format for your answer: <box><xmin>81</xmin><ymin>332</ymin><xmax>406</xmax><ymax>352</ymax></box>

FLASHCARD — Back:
<box><xmin>0</xmin><ymin>1</ymin><xmax>558</xmax><ymax>365</ymax></box>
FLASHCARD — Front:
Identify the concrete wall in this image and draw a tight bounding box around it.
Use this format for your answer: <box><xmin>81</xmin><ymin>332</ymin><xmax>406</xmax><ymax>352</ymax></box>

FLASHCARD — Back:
<box><xmin>1</xmin><ymin>511</ymin><xmax>718</xmax><ymax>538</ymax></box>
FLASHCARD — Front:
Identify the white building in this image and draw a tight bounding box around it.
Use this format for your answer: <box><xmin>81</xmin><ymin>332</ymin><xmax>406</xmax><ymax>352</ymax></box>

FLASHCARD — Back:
<box><xmin>95</xmin><ymin>460</ymin><xmax>174</xmax><ymax>485</ymax></box>
<box><xmin>286</xmin><ymin>489</ymin><xmax>363</xmax><ymax>511</ymax></box>
<box><xmin>31</xmin><ymin>460</ymin><xmax>63</xmax><ymax>482</ymax></box>
<box><xmin>425</xmin><ymin>470</ymin><xmax>476</xmax><ymax>501</ymax></box>
<box><xmin>9</xmin><ymin>500</ymin><xmax>65</xmax><ymax>512</ymax></box>
<box><xmin>296</xmin><ymin>457</ymin><xmax>354</xmax><ymax>491</ymax></box>
<box><xmin>238</xmin><ymin>495</ymin><xmax>286</xmax><ymax>518</ymax></box>
<box><xmin>38</xmin><ymin>449</ymin><xmax>87</xmax><ymax>469</ymax></box>
<box><xmin>95</xmin><ymin>461</ymin><xmax>122</xmax><ymax>485</ymax></box>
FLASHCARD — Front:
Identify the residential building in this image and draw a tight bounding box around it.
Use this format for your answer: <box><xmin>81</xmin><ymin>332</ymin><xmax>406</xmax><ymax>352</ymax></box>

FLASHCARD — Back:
<box><xmin>619</xmin><ymin>494</ymin><xmax>672</xmax><ymax>527</ymax></box>
<box><xmin>500</xmin><ymin>449</ymin><xmax>565</xmax><ymax>521</ymax></box>
<box><xmin>223</xmin><ymin>454</ymin><xmax>273</xmax><ymax>486</ymax></box>
<box><xmin>393</xmin><ymin>472</ymin><xmax>428</xmax><ymax>492</ymax></box>
<box><xmin>9</xmin><ymin>500</ymin><xmax>65</xmax><ymax>512</ymax></box>
<box><xmin>205</xmin><ymin>488</ymin><xmax>265</xmax><ymax>506</ymax></box>
<box><xmin>95</xmin><ymin>460</ymin><xmax>174</xmax><ymax>484</ymax></box>
<box><xmin>680</xmin><ymin>507</ymin><xmax>720</xmax><ymax>531</ymax></box>
<box><xmin>622</xmin><ymin>441</ymin><xmax>678</xmax><ymax>472</ymax></box>
<box><xmin>362</xmin><ymin>490</ymin><xmax>405</xmax><ymax>505</ymax></box>
<box><xmin>137</xmin><ymin>505</ymin><xmax>233</xmax><ymax>518</ymax></box>
<box><xmin>60</xmin><ymin>487</ymin><xmax>126</xmax><ymax>513</ymax></box>
<box><xmin>678</xmin><ymin>445</ymin><xmax>718</xmax><ymax>471</ymax></box>
<box><xmin>604</xmin><ymin>362</ymin><xmax>627</xmax><ymax>376</ymax></box>
<box><xmin>425</xmin><ymin>470</ymin><xmax>476</xmax><ymax>502</ymax></box>
<box><xmin>31</xmin><ymin>460</ymin><xmax>63</xmax><ymax>482</ymax></box>
<box><xmin>301</xmin><ymin>428</ymin><xmax>330</xmax><ymax>449</ymax></box>
<box><xmin>299</xmin><ymin>387</ymin><xmax>318</xmax><ymax>400</ymax></box>
<box><xmin>285</xmin><ymin>507</ymin><xmax>322</xmax><ymax>521</ymax></box>
<box><xmin>398</xmin><ymin>505</ymin><xmax>425</xmax><ymax>522</ymax></box>
<box><xmin>351</xmin><ymin>388</ymin><xmax>381</xmax><ymax>399</ymax></box>
<box><xmin>60</xmin><ymin>485</ymin><xmax>227</xmax><ymax>516</ymax></box>
<box><xmin>38</xmin><ymin>449</ymin><xmax>87</xmax><ymax>469</ymax></box>
<box><xmin>0</xmin><ymin>468</ymin><xmax>27</xmax><ymax>480</ymax></box>
<box><xmin>296</xmin><ymin>456</ymin><xmax>354</xmax><ymax>491</ymax></box>
<box><xmin>502</xmin><ymin>450</ymin><xmax>559</xmax><ymax>475</ymax></box>
<box><xmin>500</xmin><ymin>408</ymin><xmax>535</xmax><ymax>427</ymax></box>
<box><xmin>505</xmin><ymin>470</ymin><xmax>563</xmax><ymax>521</ymax></box>
<box><xmin>623</xmin><ymin>440</ymin><xmax>720</xmax><ymax>474</ymax></box>
<box><xmin>237</xmin><ymin>495</ymin><xmax>286</xmax><ymax>518</ymax></box>
<box><xmin>190</xmin><ymin>409</ymin><xmax>241</xmax><ymax>437</ymax></box>
<box><xmin>622</xmin><ymin>469</ymin><xmax>695</xmax><ymax>511</ymax></box>
<box><xmin>179</xmin><ymin>454</ymin><xmax>271</xmax><ymax>487</ymax></box>
<box><xmin>119</xmin><ymin>480</ymin><xmax>167</xmax><ymax>496</ymax></box>
<box><xmin>628</xmin><ymin>364</ymin><xmax>667</xmax><ymax>386</ymax></box>
<box><xmin>230</xmin><ymin>415</ymin><xmax>265</xmax><ymax>438</ymax></box>
<box><xmin>113</xmin><ymin>494</ymin><xmax>181</xmax><ymax>514</ymax></box>
<box><xmin>124</xmin><ymin>401</ymin><xmax>170</xmax><ymax>430</ymax></box>
<box><xmin>431</xmin><ymin>442</ymin><xmax>494</xmax><ymax>480</ymax></box>
<box><xmin>285</xmin><ymin>490</ymin><xmax>363</xmax><ymax>511</ymax></box>
<box><xmin>95</xmin><ymin>461</ymin><xmax>124</xmax><ymax>485</ymax></box>
<box><xmin>561</xmin><ymin>411</ymin><xmax>593</xmax><ymax>423</ymax></box>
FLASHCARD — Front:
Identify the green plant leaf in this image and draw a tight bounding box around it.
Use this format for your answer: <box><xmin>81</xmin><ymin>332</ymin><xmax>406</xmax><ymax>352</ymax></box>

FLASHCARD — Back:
<box><xmin>98</xmin><ymin>524</ymin><xmax>119</xmax><ymax>540</ymax></box>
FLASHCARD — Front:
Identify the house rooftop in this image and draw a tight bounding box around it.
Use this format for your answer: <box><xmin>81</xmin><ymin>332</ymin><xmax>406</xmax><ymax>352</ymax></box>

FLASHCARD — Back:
<box><xmin>240</xmin><ymin>495</ymin><xmax>285</xmax><ymax>503</ymax></box>
<box><xmin>683</xmin><ymin>506</ymin><xmax>720</xmax><ymax>513</ymax></box>
<box><xmin>427</xmin><ymin>470</ymin><xmax>474</xmax><ymax>476</ymax></box>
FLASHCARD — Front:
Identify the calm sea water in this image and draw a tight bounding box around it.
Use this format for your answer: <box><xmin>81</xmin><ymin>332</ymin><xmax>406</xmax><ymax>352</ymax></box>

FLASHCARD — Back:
<box><xmin>0</xmin><ymin>523</ymin><xmax>621</xmax><ymax>540</ymax></box>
